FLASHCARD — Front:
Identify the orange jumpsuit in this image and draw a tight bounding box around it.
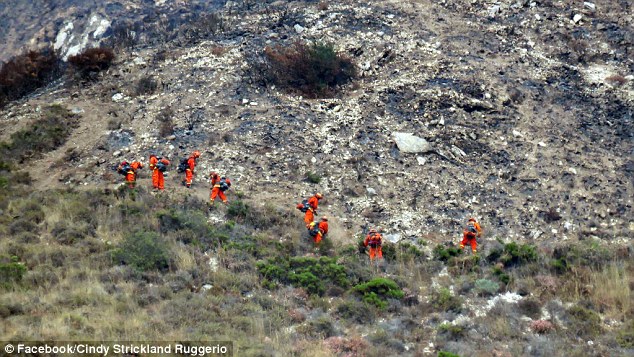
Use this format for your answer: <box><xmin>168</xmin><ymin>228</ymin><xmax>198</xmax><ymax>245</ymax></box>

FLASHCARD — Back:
<box><xmin>150</xmin><ymin>156</ymin><xmax>169</xmax><ymax>190</ymax></box>
<box><xmin>304</xmin><ymin>195</ymin><xmax>320</xmax><ymax>225</ymax></box>
<box><xmin>184</xmin><ymin>156</ymin><xmax>196</xmax><ymax>187</ymax></box>
<box><xmin>210</xmin><ymin>175</ymin><xmax>231</xmax><ymax>203</ymax></box>
<box><xmin>364</xmin><ymin>232</ymin><xmax>383</xmax><ymax>260</ymax></box>
<box><xmin>125</xmin><ymin>161</ymin><xmax>142</xmax><ymax>188</ymax></box>
<box><xmin>460</xmin><ymin>221</ymin><xmax>482</xmax><ymax>253</ymax></box>
<box><xmin>308</xmin><ymin>220</ymin><xmax>329</xmax><ymax>244</ymax></box>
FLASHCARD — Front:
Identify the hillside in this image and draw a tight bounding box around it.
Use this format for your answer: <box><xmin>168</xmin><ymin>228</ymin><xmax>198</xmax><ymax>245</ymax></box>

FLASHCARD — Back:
<box><xmin>1</xmin><ymin>0</ymin><xmax>633</xmax><ymax>356</ymax></box>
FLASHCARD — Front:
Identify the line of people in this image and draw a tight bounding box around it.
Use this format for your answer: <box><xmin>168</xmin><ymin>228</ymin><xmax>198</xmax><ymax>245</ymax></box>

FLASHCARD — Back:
<box><xmin>117</xmin><ymin>156</ymin><xmax>483</xmax><ymax>261</ymax></box>
<box><xmin>116</xmin><ymin>151</ymin><xmax>232</xmax><ymax>205</ymax></box>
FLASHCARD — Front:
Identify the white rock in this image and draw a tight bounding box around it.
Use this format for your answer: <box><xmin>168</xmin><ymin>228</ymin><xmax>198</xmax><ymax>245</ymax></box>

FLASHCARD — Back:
<box><xmin>583</xmin><ymin>2</ymin><xmax>595</xmax><ymax>10</ymax></box>
<box><xmin>573</xmin><ymin>14</ymin><xmax>583</xmax><ymax>24</ymax></box>
<box><xmin>416</xmin><ymin>156</ymin><xmax>426</xmax><ymax>166</ymax></box>
<box><xmin>202</xmin><ymin>284</ymin><xmax>213</xmax><ymax>291</ymax></box>
<box><xmin>242</xmin><ymin>98</ymin><xmax>249</xmax><ymax>104</ymax></box>
<box><xmin>392</xmin><ymin>132</ymin><xmax>432</xmax><ymax>153</ymax></box>
<box><xmin>112</xmin><ymin>93</ymin><xmax>124</xmax><ymax>102</ymax></box>
<box><xmin>564</xmin><ymin>221</ymin><xmax>573</xmax><ymax>231</ymax></box>
<box><xmin>133</xmin><ymin>57</ymin><xmax>146</xmax><ymax>66</ymax></box>
<box><xmin>166</xmin><ymin>135</ymin><xmax>176</xmax><ymax>141</ymax></box>
<box><xmin>294</xmin><ymin>24</ymin><xmax>305</xmax><ymax>33</ymax></box>
<box><xmin>568</xmin><ymin>167</ymin><xmax>577</xmax><ymax>175</ymax></box>
<box><xmin>383</xmin><ymin>233</ymin><xmax>401</xmax><ymax>243</ymax></box>
<box><xmin>71</xmin><ymin>107</ymin><xmax>84</xmax><ymax>114</ymax></box>
<box><xmin>311</xmin><ymin>157</ymin><xmax>317</xmax><ymax>164</ymax></box>
<box><xmin>488</xmin><ymin>5</ymin><xmax>500</xmax><ymax>17</ymax></box>
<box><xmin>113</xmin><ymin>150</ymin><xmax>121</xmax><ymax>157</ymax></box>
<box><xmin>438</xmin><ymin>116</ymin><xmax>445</xmax><ymax>126</ymax></box>
<box><xmin>538</xmin><ymin>141</ymin><xmax>547</xmax><ymax>147</ymax></box>
<box><xmin>535</xmin><ymin>14</ymin><xmax>541</xmax><ymax>21</ymax></box>
<box><xmin>249</xmin><ymin>102</ymin><xmax>258</xmax><ymax>106</ymax></box>
<box><xmin>512</xmin><ymin>130</ymin><xmax>523</xmax><ymax>138</ymax></box>
<box><xmin>366</xmin><ymin>187</ymin><xmax>377</xmax><ymax>196</ymax></box>
<box><xmin>332</xmin><ymin>105</ymin><xmax>341</xmax><ymax>112</ymax></box>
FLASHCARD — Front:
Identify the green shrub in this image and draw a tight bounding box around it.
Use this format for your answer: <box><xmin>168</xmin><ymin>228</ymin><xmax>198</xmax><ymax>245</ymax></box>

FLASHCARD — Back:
<box><xmin>474</xmin><ymin>279</ymin><xmax>500</xmax><ymax>296</ymax></box>
<box><xmin>227</xmin><ymin>200</ymin><xmax>249</xmax><ymax>220</ymax></box>
<box><xmin>51</xmin><ymin>221</ymin><xmax>95</xmax><ymax>245</ymax></box>
<box><xmin>111</xmin><ymin>231</ymin><xmax>171</xmax><ymax>272</ymax></box>
<box><xmin>488</xmin><ymin>242</ymin><xmax>538</xmax><ymax>267</ymax></box>
<box><xmin>335</xmin><ymin>299</ymin><xmax>374</xmax><ymax>324</ymax></box>
<box><xmin>262</xmin><ymin>41</ymin><xmax>356</xmax><ymax>98</ymax></box>
<box><xmin>567</xmin><ymin>305</ymin><xmax>602</xmax><ymax>338</ymax></box>
<box><xmin>0</xmin><ymin>48</ymin><xmax>62</xmax><ymax>108</ymax></box>
<box><xmin>616</xmin><ymin>319</ymin><xmax>634</xmax><ymax>348</ymax></box>
<box><xmin>431</xmin><ymin>287</ymin><xmax>462</xmax><ymax>312</ymax></box>
<box><xmin>68</xmin><ymin>47</ymin><xmax>115</xmax><ymax>79</ymax></box>
<box><xmin>438</xmin><ymin>351</ymin><xmax>461</xmax><ymax>357</ymax></box>
<box><xmin>304</xmin><ymin>171</ymin><xmax>321</xmax><ymax>184</ymax></box>
<box><xmin>437</xmin><ymin>323</ymin><xmax>465</xmax><ymax>339</ymax></box>
<box><xmin>352</xmin><ymin>277</ymin><xmax>404</xmax><ymax>310</ymax></box>
<box><xmin>492</xmin><ymin>266</ymin><xmax>511</xmax><ymax>284</ymax></box>
<box><xmin>2</xmin><ymin>105</ymin><xmax>79</xmax><ymax>162</ymax></box>
<box><xmin>0</xmin><ymin>256</ymin><xmax>27</xmax><ymax>288</ymax></box>
<box><xmin>433</xmin><ymin>244</ymin><xmax>462</xmax><ymax>262</ymax></box>
<box><xmin>256</xmin><ymin>256</ymin><xmax>349</xmax><ymax>295</ymax></box>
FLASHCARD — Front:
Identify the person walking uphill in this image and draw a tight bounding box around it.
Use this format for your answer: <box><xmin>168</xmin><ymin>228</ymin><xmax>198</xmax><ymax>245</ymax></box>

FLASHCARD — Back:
<box><xmin>300</xmin><ymin>193</ymin><xmax>323</xmax><ymax>226</ymax></box>
<box><xmin>182</xmin><ymin>150</ymin><xmax>201</xmax><ymax>188</ymax></box>
<box><xmin>210</xmin><ymin>172</ymin><xmax>231</xmax><ymax>204</ymax></box>
<box><xmin>460</xmin><ymin>217</ymin><xmax>482</xmax><ymax>254</ymax></box>
<box><xmin>125</xmin><ymin>161</ymin><xmax>143</xmax><ymax>188</ymax></box>
<box><xmin>363</xmin><ymin>228</ymin><xmax>383</xmax><ymax>261</ymax></box>
<box><xmin>307</xmin><ymin>216</ymin><xmax>329</xmax><ymax>244</ymax></box>
<box><xmin>149</xmin><ymin>154</ymin><xmax>170</xmax><ymax>190</ymax></box>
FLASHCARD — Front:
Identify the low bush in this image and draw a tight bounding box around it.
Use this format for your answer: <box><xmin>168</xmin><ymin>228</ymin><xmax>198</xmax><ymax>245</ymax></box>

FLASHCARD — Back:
<box><xmin>257</xmin><ymin>256</ymin><xmax>349</xmax><ymax>295</ymax></box>
<box><xmin>157</xmin><ymin>107</ymin><xmax>175</xmax><ymax>137</ymax></box>
<box><xmin>68</xmin><ymin>47</ymin><xmax>115</xmax><ymax>80</ymax></box>
<box><xmin>433</xmin><ymin>244</ymin><xmax>462</xmax><ymax>262</ymax></box>
<box><xmin>437</xmin><ymin>323</ymin><xmax>465</xmax><ymax>340</ymax></box>
<box><xmin>297</xmin><ymin>316</ymin><xmax>336</xmax><ymax>338</ymax></box>
<box><xmin>474</xmin><ymin>279</ymin><xmax>500</xmax><ymax>297</ymax></box>
<box><xmin>566</xmin><ymin>305</ymin><xmax>602</xmax><ymax>338</ymax></box>
<box><xmin>111</xmin><ymin>231</ymin><xmax>171</xmax><ymax>272</ymax></box>
<box><xmin>262</xmin><ymin>41</ymin><xmax>356</xmax><ymax>98</ymax></box>
<box><xmin>304</xmin><ymin>171</ymin><xmax>321</xmax><ymax>184</ymax></box>
<box><xmin>135</xmin><ymin>75</ymin><xmax>158</xmax><ymax>96</ymax></box>
<box><xmin>352</xmin><ymin>277</ymin><xmax>404</xmax><ymax>310</ymax></box>
<box><xmin>430</xmin><ymin>287</ymin><xmax>462</xmax><ymax>312</ymax></box>
<box><xmin>0</xmin><ymin>48</ymin><xmax>62</xmax><ymax>108</ymax></box>
<box><xmin>488</xmin><ymin>241</ymin><xmax>537</xmax><ymax>267</ymax></box>
<box><xmin>2</xmin><ymin>105</ymin><xmax>79</xmax><ymax>163</ymax></box>
<box><xmin>438</xmin><ymin>351</ymin><xmax>461</xmax><ymax>357</ymax></box>
<box><xmin>335</xmin><ymin>299</ymin><xmax>375</xmax><ymax>324</ymax></box>
<box><xmin>518</xmin><ymin>297</ymin><xmax>542</xmax><ymax>319</ymax></box>
<box><xmin>529</xmin><ymin>320</ymin><xmax>554</xmax><ymax>334</ymax></box>
<box><xmin>616</xmin><ymin>319</ymin><xmax>634</xmax><ymax>348</ymax></box>
<box><xmin>0</xmin><ymin>256</ymin><xmax>27</xmax><ymax>288</ymax></box>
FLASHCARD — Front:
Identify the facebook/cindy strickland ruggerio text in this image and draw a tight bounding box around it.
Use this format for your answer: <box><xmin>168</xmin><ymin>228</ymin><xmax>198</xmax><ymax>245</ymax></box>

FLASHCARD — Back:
<box><xmin>3</xmin><ymin>341</ymin><xmax>233</xmax><ymax>356</ymax></box>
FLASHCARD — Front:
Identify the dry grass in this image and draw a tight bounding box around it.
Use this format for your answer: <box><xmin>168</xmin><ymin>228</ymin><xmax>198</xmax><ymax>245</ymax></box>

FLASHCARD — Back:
<box><xmin>590</xmin><ymin>264</ymin><xmax>631</xmax><ymax>319</ymax></box>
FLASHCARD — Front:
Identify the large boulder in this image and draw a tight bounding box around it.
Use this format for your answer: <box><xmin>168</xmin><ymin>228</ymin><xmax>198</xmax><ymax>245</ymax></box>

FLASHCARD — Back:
<box><xmin>392</xmin><ymin>132</ymin><xmax>432</xmax><ymax>153</ymax></box>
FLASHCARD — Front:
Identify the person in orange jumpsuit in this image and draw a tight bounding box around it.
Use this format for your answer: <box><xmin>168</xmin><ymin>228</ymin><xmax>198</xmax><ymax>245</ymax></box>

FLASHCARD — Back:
<box><xmin>304</xmin><ymin>193</ymin><xmax>323</xmax><ymax>226</ymax></box>
<box><xmin>125</xmin><ymin>161</ymin><xmax>143</xmax><ymax>188</ymax></box>
<box><xmin>149</xmin><ymin>155</ymin><xmax>169</xmax><ymax>190</ymax></box>
<box><xmin>183</xmin><ymin>151</ymin><xmax>201</xmax><ymax>188</ymax></box>
<box><xmin>308</xmin><ymin>216</ymin><xmax>329</xmax><ymax>244</ymax></box>
<box><xmin>460</xmin><ymin>217</ymin><xmax>482</xmax><ymax>254</ymax></box>
<box><xmin>363</xmin><ymin>228</ymin><xmax>383</xmax><ymax>260</ymax></box>
<box><xmin>210</xmin><ymin>172</ymin><xmax>231</xmax><ymax>204</ymax></box>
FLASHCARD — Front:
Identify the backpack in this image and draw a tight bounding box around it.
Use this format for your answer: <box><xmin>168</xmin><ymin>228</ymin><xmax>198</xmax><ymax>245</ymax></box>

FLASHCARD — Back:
<box><xmin>156</xmin><ymin>161</ymin><xmax>167</xmax><ymax>172</ymax></box>
<box><xmin>177</xmin><ymin>158</ymin><xmax>188</xmax><ymax>173</ymax></box>
<box><xmin>296</xmin><ymin>198</ymin><xmax>309</xmax><ymax>213</ymax></box>
<box><xmin>308</xmin><ymin>222</ymin><xmax>320</xmax><ymax>237</ymax></box>
<box><xmin>117</xmin><ymin>161</ymin><xmax>131</xmax><ymax>175</ymax></box>
<box><xmin>219</xmin><ymin>178</ymin><xmax>230</xmax><ymax>192</ymax></box>
<box><xmin>368</xmin><ymin>233</ymin><xmax>382</xmax><ymax>247</ymax></box>
<box><xmin>466</xmin><ymin>222</ymin><xmax>477</xmax><ymax>238</ymax></box>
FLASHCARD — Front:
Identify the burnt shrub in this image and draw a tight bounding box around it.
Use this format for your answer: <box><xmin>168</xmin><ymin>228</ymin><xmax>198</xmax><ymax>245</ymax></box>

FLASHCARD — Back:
<box><xmin>157</xmin><ymin>107</ymin><xmax>175</xmax><ymax>137</ymax></box>
<box><xmin>68</xmin><ymin>47</ymin><xmax>115</xmax><ymax>80</ymax></box>
<box><xmin>262</xmin><ymin>41</ymin><xmax>356</xmax><ymax>98</ymax></box>
<box><xmin>0</xmin><ymin>48</ymin><xmax>62</xmax><ymax>108</ymax></box>
<box><xmin>1</xmin><ymin>105</ymin><xmax>79</xmax><ymax>163</ymax></box>
<box><xmin>135</xmin><ymin>75</ymin><xmax>158</xmax><ymax>96</ymax></box>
